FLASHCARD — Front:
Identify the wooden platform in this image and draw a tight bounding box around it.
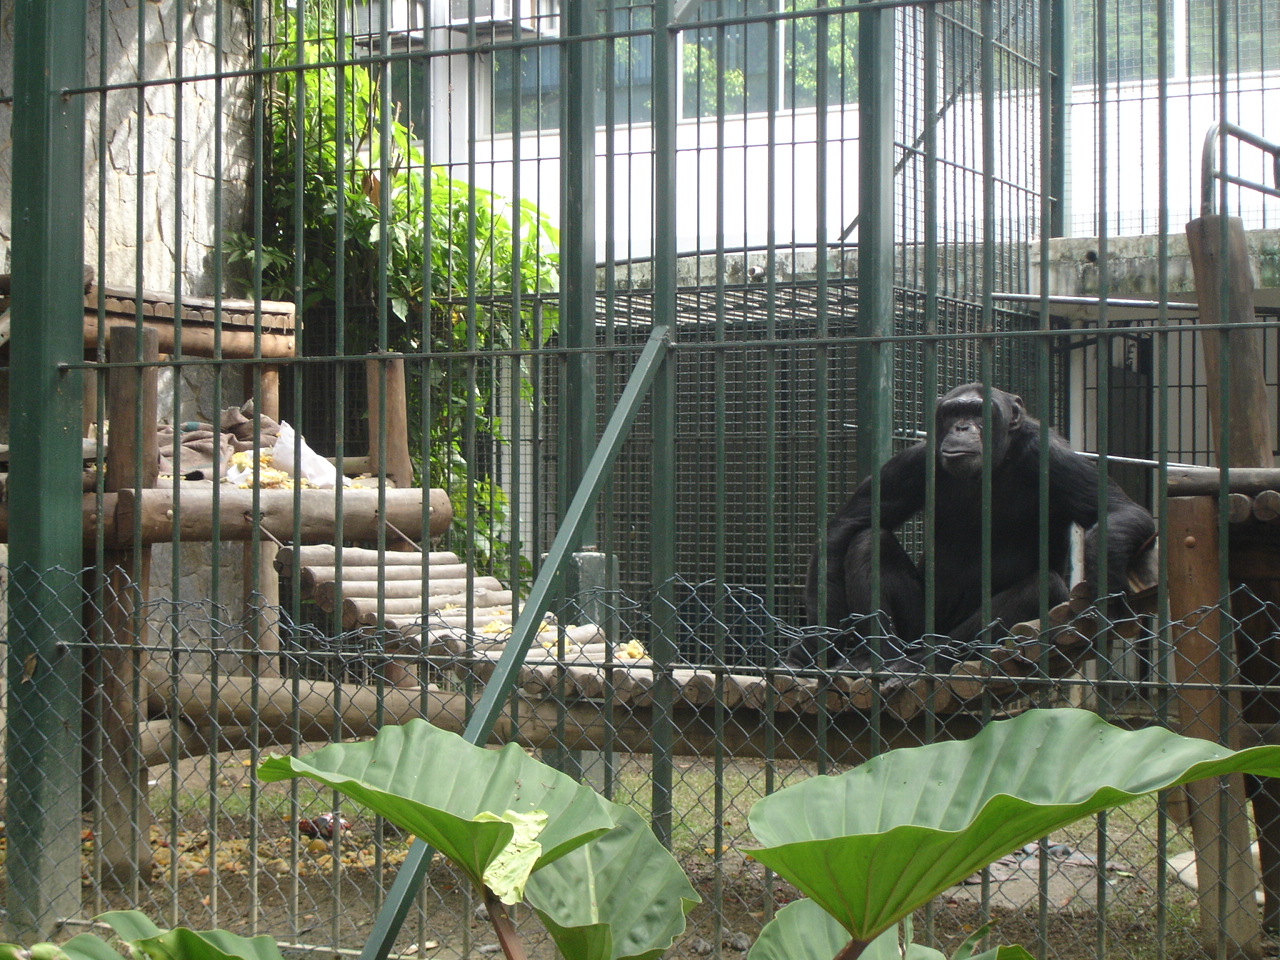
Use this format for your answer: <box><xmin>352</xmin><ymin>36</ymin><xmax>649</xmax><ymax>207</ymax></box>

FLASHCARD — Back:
<box><xmin>274</xmin><ymin>543</ymin><xmax>1158</xmax><ymax>719</ymax></box>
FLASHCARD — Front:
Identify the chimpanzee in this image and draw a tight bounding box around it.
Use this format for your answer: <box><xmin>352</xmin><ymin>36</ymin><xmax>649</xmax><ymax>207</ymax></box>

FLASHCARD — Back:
<box><xmin>789</xmin><ymin>383</ymin><xmax>1155</xmax><ymax>672</ymax></box>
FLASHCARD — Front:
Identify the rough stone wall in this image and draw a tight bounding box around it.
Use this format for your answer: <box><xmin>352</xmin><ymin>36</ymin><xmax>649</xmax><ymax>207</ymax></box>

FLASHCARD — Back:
<box><xmin>0</xmin><ymin>0</ymin><xmax>255</xmax><ymax>294</ymax></box>
<box><xmin>0</xmin><ymin>1</ymin><xmax>262</xmax><ymax>663</ymax></box>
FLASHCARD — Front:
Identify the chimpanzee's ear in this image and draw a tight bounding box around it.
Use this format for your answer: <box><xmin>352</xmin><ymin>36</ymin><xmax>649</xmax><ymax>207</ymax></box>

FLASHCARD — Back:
<box><xmin>1007</xmin><ymin>394</ymin><xmax>1026</xmax><ymax>431</ymax></box>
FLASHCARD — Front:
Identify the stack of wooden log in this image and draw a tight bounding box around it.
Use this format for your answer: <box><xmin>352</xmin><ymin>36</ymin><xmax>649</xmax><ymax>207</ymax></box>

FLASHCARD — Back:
<box><xmin>277</xmin><ymin>541</ymin><xmax>1160</xmax><ymax>718</ymax></box>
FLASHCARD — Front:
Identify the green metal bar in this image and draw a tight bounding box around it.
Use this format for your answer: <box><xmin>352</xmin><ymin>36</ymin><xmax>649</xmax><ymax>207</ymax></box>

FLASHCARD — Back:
<box><xmin>559</xmin><ymin>0</ymin><xmax>599</xmax><ymax>542</ymax></box>
<box><xmin>359</xmin><ymin>327</ymin><xmax>672</xmax><ymax>960</ymax></box>
<box><xmin>7</xmin><ymin>0</ymin><xmax>89</xmax><ymax>941</ymax></box>
<box><xmin>1049</xmin><ymin>0</ymin><xmax>1070</xmax><ymax>238</ymax></box>
<box><xmin>855</xmin><ymin>0</ymin><xmax>896</xmax><ymax>483</ymax></box>
<box><xmin>649</xmin><ymin>0</ymin><xmax>680</xmax><ymax>848</ymax></box>
<box><xmin>858</xmin><ymin>0</ymin><xmax>896</xmax><ymax>756</ymax></box>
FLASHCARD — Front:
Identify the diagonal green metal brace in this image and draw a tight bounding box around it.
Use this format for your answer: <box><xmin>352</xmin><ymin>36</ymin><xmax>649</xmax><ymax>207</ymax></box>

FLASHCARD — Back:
<box><xmin>359</xmin><ymin>326</ymin><xmax>671</xmax><ymax>960</ymax></box>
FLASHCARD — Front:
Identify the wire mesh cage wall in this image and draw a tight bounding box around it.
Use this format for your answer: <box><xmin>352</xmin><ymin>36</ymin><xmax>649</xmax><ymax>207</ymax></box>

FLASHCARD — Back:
<box><xmin>3</xmin><ymin>0</ymin><xmax>1280</xmax><ymax>959</ymax></box>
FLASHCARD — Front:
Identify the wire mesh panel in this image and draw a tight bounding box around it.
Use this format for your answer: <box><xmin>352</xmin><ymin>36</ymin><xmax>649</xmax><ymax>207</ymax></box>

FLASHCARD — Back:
<box><xmin>2</xmin><ymin>0</ymin><xmax>1280</xmax><ymax>958</ymax></box>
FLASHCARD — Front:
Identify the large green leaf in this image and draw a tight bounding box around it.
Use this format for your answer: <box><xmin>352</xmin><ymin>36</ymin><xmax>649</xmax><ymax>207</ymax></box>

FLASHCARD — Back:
<box><xmin>0</xmin><ymin>939</ymin><xmax>123</xmax><ymax>960</ymax></box>
<box><xmin>95</xmin><ymin>911</ymin><xmax>285</xmax><ymax>960</ymax></box>
<box><xmin>748</xmin><ymin>901</ymin><xmax>948</xmax><ymax>960</ymax></box>
<box><xmin>748</xmin><ymin>708</ymin><xmax>1280</xmax><ymax>942</ymax></box>
<box><xmin>525</xmin><ymin>806</ymin><xmax>701</xmax><ymax>960</ymax></box>
<box><xmin>257</xmin><ymin>719</ymin><xmax>617</xmax><ymax>889</ymax></box>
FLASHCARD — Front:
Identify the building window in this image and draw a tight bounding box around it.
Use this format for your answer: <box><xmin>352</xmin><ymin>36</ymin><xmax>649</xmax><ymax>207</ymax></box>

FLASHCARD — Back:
<box><xmin>682</xmin><ymin>0</ymin><xmax>858</xmax><ymax>118</ymax></box>
<box><xmin>491</xmin><ymin>4</ymin><xmax>654</xmax><ymax>135</ymax></box>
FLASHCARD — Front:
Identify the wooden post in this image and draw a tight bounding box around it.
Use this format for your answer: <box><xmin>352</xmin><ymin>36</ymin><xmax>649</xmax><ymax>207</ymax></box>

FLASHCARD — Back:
<box><xmin>365</xmin><ymin>354</ymin><xmax>414</xmax><ymax>490</ymax></box>
<box><xmin>1167</xmin><ymin>495</ymin><xmax>1262</xmax><ymax>958</ymax></box>
<box><xmin>365</xmin><ymin>354</ymin><xmax>418</xmax><ymax>684</ymax></box>
<box><xmin>1186</xmin><ymin>215</ymin><xmax>1273</xmax><ymax>469</ymax></box>
<box><xmin>1188</xmin><ymin>213</ymin><xmax>1280</xmax><ymax>936</ymax></box>
<box><xmin>242</xmin><ymin>366</ymin><xmax>282</xmax><ymax>678</ymax></box>
<box><xmin>98</xmin><ymin>325</ymin><xmax>159</xmax><ymax>885</ymax></box>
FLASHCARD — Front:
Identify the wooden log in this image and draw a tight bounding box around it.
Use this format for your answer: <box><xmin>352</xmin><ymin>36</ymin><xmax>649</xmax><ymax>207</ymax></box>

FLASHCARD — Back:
<box><xmin>113</xmin><ymin>487</ymin><xmax>451</xmax><ymax>545</ymax></box>
<box><xmin>83</xmin><ymin>313</ymin><xmax>296</xmax><ymax>359</ymax></box>
<box><xmin>366</xmin><ymin>356</ymin><xmax>415</xmax><ymax>491</ymax></box>
<box><xmin>1167</xmin><ymin>495</ymin><xmax>1263</xmax><ymax>958</ymax></box>
<box><xmin>672</xmin><ymin>669</ymin><xmax>719</xmax><ymax>707</ymax></box>
<box><xmin>1187</xmin><ymin>215</ymin><xmax>1274</xmax><ymax>469</ymax></box>
<box><xmin>614</xmin><ymin>664</ymin><xmax>656</xmax><ymax>706</ymax></box>
<box><xmin>297</xmin><ymin>563</ymin><xmax>470</xmax><ymax>596</ymax></box>
<box><xmin>312</xmin><ymin>575</ymin><xmax>504</xmax><ymax>611</ymax></box>
<box><xmin>137</xmin><ymin>672</ymin><xmax>988</xmax><ymax>768</ymax></box>
<box><xmin>275</xmin><ymin>545</ymin><xmax>460</xmax><ymax>572</ymax></box>
<box><xmin>106</xmin><ymin>327</ymin><xmax>160</xmax><ymax>493</ymax></box>
<box><xmin>239</xmin><ymin>364</ymin><xmax>284</xmax><ymax>678</ymax></box>
<box><xmin>1168</xmin><ymin>467</ymin><xmax>1280</xmax><ymax>497</ymax></box>
<box><xmin>345</xmin><ymin>589</ymin><xmax>515</xmax><ymax>629</ymax></box>
<box><xmin>97</xmin><ymin>327</ymin><xmax>159</xmax><ymax>885</ymax></box>
<box><xmin>430</xmin><ymin>624</ymin><xmax>606</xmax><ymax>655</ymax></box>
<box><xmin>1254</xmin><ymin>490</ymin><xmax>1280</xmax><ymax>522</ymax></box>
<box><xmin>1229</xmin><ymin>492</ymin><xmax>1256</xmax><ymax>524</ymax></box>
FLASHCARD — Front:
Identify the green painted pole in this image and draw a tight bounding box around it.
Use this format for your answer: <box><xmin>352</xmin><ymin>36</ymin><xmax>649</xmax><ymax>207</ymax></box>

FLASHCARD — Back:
<box><xmin>857</xmin><ymin>0</ymin><xmax>897</xmax><ymax>680</ymax></box>
<box><xmin>559</xmin><ymin>0</ymin><xmax>599</xmax><ymax>543</ymax></box>
<box><xmin>8</xmin><ymin>0</ymin><xmax>89</xmax><ymax>941</ymax></box>
<box><xmin>648</xmin><ymin>0</ymin><xmax>680</xmax><ymax>848</ymax></box>
<box><xmin>856</xmin><ymin>0</ymin><xmax>896</xmax><ymax>481</ymax></box>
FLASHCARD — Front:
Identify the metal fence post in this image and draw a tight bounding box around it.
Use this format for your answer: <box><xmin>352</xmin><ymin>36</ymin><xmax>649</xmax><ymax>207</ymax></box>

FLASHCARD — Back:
<box><xmin>7</xmin><ymin>0</ymin><xmax>89</xmax><ymax>941</ymax></box>
<box><xmin>856</xmin><ymin>0</ymin><xmax>897</xmax><ymax>482</ymax></box>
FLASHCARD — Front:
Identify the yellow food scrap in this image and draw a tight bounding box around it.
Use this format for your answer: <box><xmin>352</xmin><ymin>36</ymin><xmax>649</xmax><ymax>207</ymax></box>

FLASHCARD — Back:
<box><xmin>480</xmin><ymin>619</ymin><xmax>512</xmax><ymax>636</ymax></box>
<box><xmin>619</xmin><ymin>639</ymin><xmax>646</xmax><ymax>660</ymax></box>
<box><xmin>230</xmin><ymin>450</ymin><xmax>274</xmax><ymax>469</ymax></box>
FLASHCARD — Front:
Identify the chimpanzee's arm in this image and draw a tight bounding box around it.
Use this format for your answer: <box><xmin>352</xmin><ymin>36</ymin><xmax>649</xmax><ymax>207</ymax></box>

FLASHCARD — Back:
<box><xmin>1050</xmin><ymin>438</ymin><xmax>1155</xmax><ymax>595</ymax></box>
<box><xmin>805</xmin><ymin>443</ymin><xmax>928</xmax><ymax>625</ymax></box>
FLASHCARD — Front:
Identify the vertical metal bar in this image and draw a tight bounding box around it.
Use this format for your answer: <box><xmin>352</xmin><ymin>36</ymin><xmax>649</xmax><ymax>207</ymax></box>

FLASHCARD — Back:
<box><xmin>649</xmin><ymin>0</ymin><xmax>680</xmax><ymax>848</ymax></box>
<box><xmin>1154</xmin><ymin>0</ymin><xmax>1173</xmax><ymax>953</ymax></box>
<box><xmin>762</xmin><ymin>3</ymin><xmax>780</xmax><ymax>923</ymax></box>
<box><xmin>856</xmin><ymin>0</ymin><xmax>897</xmax><ymax>482</ymax></box>
<box><xmin>977</xmin><ymin>0</ymin><xmax>998</xmax><ymax>930</ymax></box>
<box><xmin>554</xmin><ymin>0</ymin><xmax>601</xmax><ymax>781</ymax></box>
<box><xmin>858</xmin><ymin>0</ymin><xmax>896</xmax><ymax>759</ymax></box>
<box><xmin>712</xmin><ymin>9</ymin><xmax>729</xmax><ymax>951</ymax></box>
<box><xmin>7</xmin><ymin>0</ymin><xmax>89</xmax><ymax>941</ymax></box>
<box><xmin>1035</xmin><ymin>0</ymin><xmax>1061</xmax><ymax>954</ymax></box>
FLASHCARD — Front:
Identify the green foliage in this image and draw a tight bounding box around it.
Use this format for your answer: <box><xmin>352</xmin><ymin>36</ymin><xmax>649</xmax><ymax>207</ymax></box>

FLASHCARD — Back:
<box><xmin>227</xmin><ymin>0</ymin><xmax>559</xmax><ymax>573</ymax></box>
<box><xmin>745</xmin><ymin>708</ymin><xmax>1280</xmax><ymax>960</ymax></box>
<box><xmin>258</xmin><ymin>720</ymin><xmax>700</xmax><ymax>960</ymax></box>
<box><xmin>0</xmin><ymin>910</ymin><xmax>285</xmax><ymax>960</ymax></box>
<box><xmin>16</xmin><ymin>709</ymin><xmax>1280</xmax><ymax>960</ymax></box>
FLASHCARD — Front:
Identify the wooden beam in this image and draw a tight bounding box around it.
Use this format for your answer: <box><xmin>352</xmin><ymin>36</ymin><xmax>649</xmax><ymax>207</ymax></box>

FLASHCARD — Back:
<box><xmin>1186</xmin><ymin>215</ymin><xmax>1274</xmax><ymax>468</ymax></box>
<box><xmin>137</xmin><ymin>672</ymin><xmax>988</xmax><ymax>768</ymax></box>
<box><xmin>1167</xmin><ymin>495</ymin><xmax>1262</xmax><ymax>958</ymax></box>
<box><xmin>97</xmin><ymin>326</ymin><xmax>160</xmax><ymax>886</ymax></box>
<box><xmin>112</xmin><ymin>486</ymin><xmax>452</xmax><ymax>544</ymax></box>
<box><xmin>1169</xmin><ymin>468</ymin><xmax>1280</xmax><ymax>497</ymax></box>
<box><xmin>83</xmin><ymin>313</ymin><xmax>295</xmax><ymax>359</ymax></box>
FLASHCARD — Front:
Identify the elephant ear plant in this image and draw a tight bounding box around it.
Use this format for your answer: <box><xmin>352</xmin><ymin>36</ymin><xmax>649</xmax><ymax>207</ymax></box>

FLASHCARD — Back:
<box><xmin>256</xmin><ymin>718</ymin><xmax>701</xmax><ymax>960</ymax></box>
<box><xmin>745</xmin><ymin>708</ymin><xmax>1280</xmax><ymax>960</ymax></box>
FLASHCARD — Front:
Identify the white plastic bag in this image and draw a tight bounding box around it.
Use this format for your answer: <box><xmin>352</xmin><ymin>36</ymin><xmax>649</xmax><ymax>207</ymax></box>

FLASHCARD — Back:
<box><xmin>272</xmin><ymin>420</ymin><xmax>349</xmax><ymax>488</ymax></box>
